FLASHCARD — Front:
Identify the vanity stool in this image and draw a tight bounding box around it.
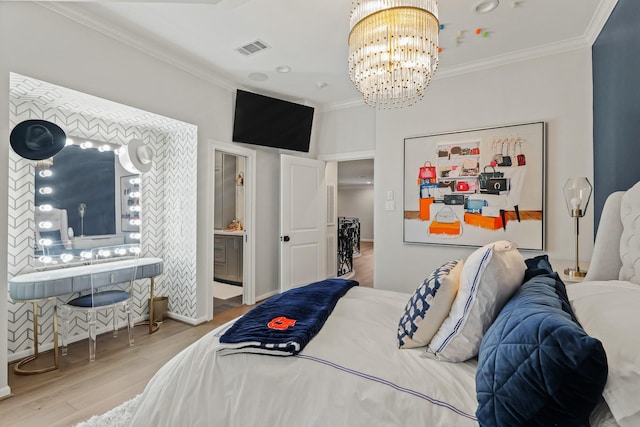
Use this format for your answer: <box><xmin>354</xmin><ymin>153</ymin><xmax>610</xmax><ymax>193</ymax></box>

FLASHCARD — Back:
<box><xmin>9</xmin><ymin>256</ymin><xmax>164</xmax><ymax>373</ymax></box>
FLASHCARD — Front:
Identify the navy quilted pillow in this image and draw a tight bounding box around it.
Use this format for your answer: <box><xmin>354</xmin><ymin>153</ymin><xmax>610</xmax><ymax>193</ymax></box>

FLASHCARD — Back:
<box><xmin>523</xmin><ymin>254</ymin><xmax>554</xmax><ymax>282</ymax></box>
<box><xmin>476</xmin><ymin>273</ymin><xmax>608</xmax><ymax>427</ymax></box>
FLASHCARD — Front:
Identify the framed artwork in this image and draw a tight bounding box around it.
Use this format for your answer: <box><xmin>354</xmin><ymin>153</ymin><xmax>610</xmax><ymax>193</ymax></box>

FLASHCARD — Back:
<box><xmin>403</xmin><ymin>122</ymin><xmax>545</xmax><ymax>250</ymax></box>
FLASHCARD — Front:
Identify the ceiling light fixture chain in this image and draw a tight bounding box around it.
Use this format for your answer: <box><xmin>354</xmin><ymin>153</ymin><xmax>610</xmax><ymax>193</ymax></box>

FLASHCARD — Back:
<box><xmin>348</xmin><ymin>0</ymin><xmax>440</xmax><ymax>109</ymax></box>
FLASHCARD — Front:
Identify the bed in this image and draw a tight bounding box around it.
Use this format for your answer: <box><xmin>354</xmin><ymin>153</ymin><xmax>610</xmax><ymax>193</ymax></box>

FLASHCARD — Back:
<box><xmin>123</xmin><ymin>183</ymin><xmax>640</xmax><ymax>427</ymax></box>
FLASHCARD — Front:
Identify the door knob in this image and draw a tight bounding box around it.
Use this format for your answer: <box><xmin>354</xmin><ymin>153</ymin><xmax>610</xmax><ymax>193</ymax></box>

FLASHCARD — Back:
<box><xmin>281</xmin><ymin>235</ymin><xmax>290</xmax><ymax>242</ymax></box>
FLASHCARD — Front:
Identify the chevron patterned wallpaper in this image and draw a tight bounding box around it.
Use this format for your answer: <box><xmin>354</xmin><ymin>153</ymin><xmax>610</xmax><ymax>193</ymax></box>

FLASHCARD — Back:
<box><xmin>7</xmin><ymin>74</ymin><xmax>198</xmax><ymax>357</ymax></box>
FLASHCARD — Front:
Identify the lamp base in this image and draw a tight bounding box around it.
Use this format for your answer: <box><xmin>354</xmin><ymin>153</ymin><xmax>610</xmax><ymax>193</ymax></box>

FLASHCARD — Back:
<box><xmin>564</xmin><ymin>267</ymin><xmax>587</xmax><ymax>278</ymax></box>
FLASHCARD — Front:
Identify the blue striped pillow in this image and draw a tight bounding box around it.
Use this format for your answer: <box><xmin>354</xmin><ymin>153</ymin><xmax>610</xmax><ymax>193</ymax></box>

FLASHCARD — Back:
<box><xmin>397</xmin><ymin>259</ymin><xmax>462</xmax><ymax>349</ymax></box>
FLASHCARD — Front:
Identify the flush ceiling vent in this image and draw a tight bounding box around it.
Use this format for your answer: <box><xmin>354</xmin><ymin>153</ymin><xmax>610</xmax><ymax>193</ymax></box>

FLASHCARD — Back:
<box><xmin>236</xmin><ymin>39</ymin><xmax>270</xmax><ymax>56</ymax></box>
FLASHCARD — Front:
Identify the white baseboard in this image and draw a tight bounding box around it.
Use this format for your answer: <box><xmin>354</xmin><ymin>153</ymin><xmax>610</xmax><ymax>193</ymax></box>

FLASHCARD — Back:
<box><xmin>0</xmin><ymin>386</ymin><xmax>12</xmax><ymax>400</ymax></box>
<box><xmin>8</xmin><ymin>315</ymin><xmax>147</xmax><ymax>363</ymax></box>
<box><xmin>167</xmin><ymin>312</ymin><xmax>206</xmax><ymax>326</ymax></box>
<box><xmin>256</xmin><ymin>290</ymin><xmax>279</xmax><ymax>301</ymax></box>
<box><xmin>7</xmin><ymin>311</ymin><xmax>215</xmax><ymax>363</ymax></box>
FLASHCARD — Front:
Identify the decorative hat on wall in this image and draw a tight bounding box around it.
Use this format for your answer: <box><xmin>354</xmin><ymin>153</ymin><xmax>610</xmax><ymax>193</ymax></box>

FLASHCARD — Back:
<box><xmin>119</xmin><ymin>138</ymin><xmax>153</xmax><ymax>174</ymax></box>
<box><xmin>10</xmin><ymin>119</ymin><xmax>66</xmax><ymax>160</ymax></box>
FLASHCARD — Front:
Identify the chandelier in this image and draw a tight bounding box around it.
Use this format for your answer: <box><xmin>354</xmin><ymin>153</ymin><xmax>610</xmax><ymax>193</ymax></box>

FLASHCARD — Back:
<box><xmin>348</xmin><ymin>0</ymin><xmax>440</xmax><ymax>109</ymax></box>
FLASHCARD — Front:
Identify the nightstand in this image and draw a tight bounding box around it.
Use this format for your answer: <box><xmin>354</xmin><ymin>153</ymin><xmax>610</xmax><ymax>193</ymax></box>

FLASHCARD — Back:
<box><xmin>549</xmin><ymin>259</ymin><xmax>590</xmax><ymax>284</ymax></box>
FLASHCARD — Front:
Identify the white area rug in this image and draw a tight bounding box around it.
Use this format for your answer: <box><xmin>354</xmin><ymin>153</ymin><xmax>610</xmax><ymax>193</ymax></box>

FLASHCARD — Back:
<box><xmin>75</xmin><ymin>394</ymin><xmax>140</xmax><ymax>427</ymax></box>
<box><xmin>214</xmin><ymin>281</ymin><xmax>243</xmax><ymax>300</ymax></box>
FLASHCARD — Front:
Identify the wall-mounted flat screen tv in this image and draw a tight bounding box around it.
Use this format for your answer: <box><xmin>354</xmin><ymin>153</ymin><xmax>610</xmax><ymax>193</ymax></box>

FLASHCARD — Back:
<box><xmin>232</xmin><ymin>89</ymin><xmax>314</xmax><ymax>152</ymax></box>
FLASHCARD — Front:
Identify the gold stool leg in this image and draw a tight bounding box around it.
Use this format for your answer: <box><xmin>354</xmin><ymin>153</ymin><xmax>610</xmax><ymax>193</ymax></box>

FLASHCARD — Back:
<box><xmin>135</xmin><ymin>276</ymin><xmax>161</xmax><ymax>334</ymax></box>
<box><xmin>15</xmin><ymin>299</ymin><xmax>59</xmax><ymax>375</ymax></box>
<box><xmin>148</xmin><ymin>277</ymin><xmax>160</xmax><ymax>334</ymax></box>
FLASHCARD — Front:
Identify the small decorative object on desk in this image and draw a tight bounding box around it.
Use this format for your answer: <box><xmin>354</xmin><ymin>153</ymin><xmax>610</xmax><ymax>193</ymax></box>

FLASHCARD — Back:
<box><xmin>227</xmin><ymin>220</ymin><xmax>243</xmax><ymax>231</ymax></box>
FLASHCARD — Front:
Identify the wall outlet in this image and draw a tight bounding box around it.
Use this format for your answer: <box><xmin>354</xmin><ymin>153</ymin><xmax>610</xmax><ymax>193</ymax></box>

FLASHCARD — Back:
<box><xmin>385</xmin><ymin>200</ymin><xmax>395</xmax><ymax>211</ymax></box>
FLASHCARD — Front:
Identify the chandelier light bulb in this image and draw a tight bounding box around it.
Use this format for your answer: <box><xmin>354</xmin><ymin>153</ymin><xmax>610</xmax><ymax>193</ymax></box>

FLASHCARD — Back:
<box><xmin>39</xmin><ymin>170</ymin><xmax>53</xmax><ymax>178</ymax></box>
<box><xmin>39</xmin><ymin>221</ymin><xmax>53</xmax><ymax>229</ymax></box>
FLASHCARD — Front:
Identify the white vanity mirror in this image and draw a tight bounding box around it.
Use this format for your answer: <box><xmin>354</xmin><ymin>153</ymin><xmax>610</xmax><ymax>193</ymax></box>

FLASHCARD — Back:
<box><xmin>34</xmin><ymin>138</ymin><xmax>142</xmax><ymax>267</ymax></box>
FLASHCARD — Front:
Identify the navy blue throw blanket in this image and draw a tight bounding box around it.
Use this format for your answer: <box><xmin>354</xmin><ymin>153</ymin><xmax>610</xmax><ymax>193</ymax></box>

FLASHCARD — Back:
<box><xmin>218</xmin><ymin>278</ymin><xmax>358</xmax><ymax>356</ymax></box>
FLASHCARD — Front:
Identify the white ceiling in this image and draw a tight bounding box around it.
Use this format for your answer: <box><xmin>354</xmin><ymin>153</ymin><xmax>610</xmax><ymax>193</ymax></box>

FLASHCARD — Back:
<box><xmin>42</xmin><ymin>0</ymin><xmax>616</xmax><ymax>109</ymax></box>
<box><xmin>338</xmin><ymin>159</ymin><xmax>374</xmax><ymax>188</ymax></box>
<box><xmin>27</xmin><ymin>0</ymin><xmax>616</xmax><ymax>188</ymax></box>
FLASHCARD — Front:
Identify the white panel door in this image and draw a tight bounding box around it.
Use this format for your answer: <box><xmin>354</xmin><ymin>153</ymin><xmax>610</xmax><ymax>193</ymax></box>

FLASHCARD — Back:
<box><xmin>280</xmin><ymin>154</ymin><xmax>326</xmax><ymax>292</ymax></box>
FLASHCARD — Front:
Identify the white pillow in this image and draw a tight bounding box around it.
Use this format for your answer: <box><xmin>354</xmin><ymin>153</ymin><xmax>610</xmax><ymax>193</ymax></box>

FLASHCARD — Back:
<box><xmin>567</xmin><ymin>281</ymin><xmax>640</xmax><ymax>427</ymax></box>
<box><xmin>427</xmin><ymin>240</ymin><xmax>526</xmax><ymax>362</ymax></box>
<box><xmin>397</xmin><ymin>259</ymin><xmax>463</xmax><ymax>349</ymax></box>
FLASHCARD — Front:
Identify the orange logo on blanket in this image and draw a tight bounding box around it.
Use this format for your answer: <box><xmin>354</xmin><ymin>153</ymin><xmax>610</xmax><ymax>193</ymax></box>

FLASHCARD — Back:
<box><xmin>267</xmin><ymin>316</ymin><xmax>296</xmax><ymax>330</ymax></box>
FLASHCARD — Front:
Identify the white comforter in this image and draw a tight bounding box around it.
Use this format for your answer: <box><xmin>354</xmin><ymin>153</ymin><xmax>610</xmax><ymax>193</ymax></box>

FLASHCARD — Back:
<box><xmin>128</xmin><ymin>287</ymin><xmax>479</xmax><ymax>426</ymax></box>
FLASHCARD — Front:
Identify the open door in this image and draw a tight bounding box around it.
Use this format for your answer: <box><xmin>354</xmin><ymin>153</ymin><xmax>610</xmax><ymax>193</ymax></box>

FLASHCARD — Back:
<box><xmin>280</xmin><ymin>154</ymin><xmax>326</xmax><ymax>292</ymax></box>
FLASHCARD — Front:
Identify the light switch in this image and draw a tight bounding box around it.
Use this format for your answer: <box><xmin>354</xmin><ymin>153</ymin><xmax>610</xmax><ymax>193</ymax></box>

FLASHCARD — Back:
<box><xmin>385</xmin><ymin>200</ymin><xmax>395</xmax><ymax>211</ymax></box>
<box><xmin>386</xmin><ymin>190</ymin><xmax>394</xmax><ymax>200</ymax></box>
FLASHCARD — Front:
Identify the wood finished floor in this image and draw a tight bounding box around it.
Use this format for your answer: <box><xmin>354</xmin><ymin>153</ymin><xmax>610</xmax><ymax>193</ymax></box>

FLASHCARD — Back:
<box><xmin>2</xmin><ymin>308</ymin><xmax>253</xmax><ymax>427</ymax></box>
<box><xmin>351</xmin><ymin>241</ymin><xmax>374</xmax><ymax>288</ymax></box>
<box><xmin>2</xmin><ymin>245</ymin><xmax>374</xmax><ymax>426</ymax></box>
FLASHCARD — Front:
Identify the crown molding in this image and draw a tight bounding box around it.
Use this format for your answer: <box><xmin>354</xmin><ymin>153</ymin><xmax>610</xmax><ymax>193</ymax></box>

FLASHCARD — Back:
<box><xmin>38</xmin><ymin>2</ymin><xmax>237</xmax><ymax>93</ymax></box>
<box><xmin>584</xmin><ymin>0</ymin><xmax>619</xmax><ymax>45</ymax></box>
<box><xmin>318</xmin><ymin>150</ymin><xmax>375</xmax><ymax>162</ymax></box>
<box><xmin>326</xmin><ymin>35</ymin><xmax>599</xmax><ymax>111</ymax></box>
<box><xmin>321</xmin><ymin>97</ymin><xmax>366</xmax><ymax>112</ymax></box>
<box><xmin>338</xmin><ymin>184</ymin><xmax>374</xmax><ymax>191</ymax></box>
<box><xmin>39</xmin><ymin>1</ymin><xmax>618</xmax><ymax>113</ymax></box>
<box><xmin>436</xmin><ymin>36</ymin><xmax>589</xmax><ymax>80</ymax></box>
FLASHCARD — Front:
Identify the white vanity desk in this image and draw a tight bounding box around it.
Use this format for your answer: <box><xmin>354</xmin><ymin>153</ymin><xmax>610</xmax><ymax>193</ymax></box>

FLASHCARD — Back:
<box><xmin>8</xmin><ymin>257</ymin><xmax>163</xmax><ymax>374</ymax></box>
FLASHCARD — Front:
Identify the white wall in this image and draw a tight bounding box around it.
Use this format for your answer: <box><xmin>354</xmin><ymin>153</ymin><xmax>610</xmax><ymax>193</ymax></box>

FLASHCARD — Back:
<box><xmin>338</xmin><ymin>186</ymin><xmax>374</xmax><ymax>241</ymax></box>
<box><xmin>317</xmin><ymin>104</ymin><xmax>376</xmax><ymax>156</ymax></box>
<box><xmin>0</xmin><ymin>2</ymin><xmax>595</xmax><ymax>397</ymax></box>
<box><xmin>317</xmin><ymin>48</ymin><xmax>594</xmax><ymax>294</ymax></box>
<box><xmin>374</xmin><ymin>48</ymin><xmax>594</xmax><ymax>293</ymax></box>
<box><xmin>0</xmin><ymin>2</ymin><xmax>281</xmax><ymax>396</ymax></box>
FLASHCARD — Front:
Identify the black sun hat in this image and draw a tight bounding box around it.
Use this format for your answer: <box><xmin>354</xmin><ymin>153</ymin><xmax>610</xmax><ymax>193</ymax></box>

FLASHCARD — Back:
<box><xmin>10</xmin><ymin>119</ymin><xmax>67</xmax><ymax>160</ymax></box>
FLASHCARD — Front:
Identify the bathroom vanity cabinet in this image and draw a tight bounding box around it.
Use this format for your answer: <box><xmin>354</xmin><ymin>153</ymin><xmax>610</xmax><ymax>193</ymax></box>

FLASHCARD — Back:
<box><xmin>214</xmin><ymin>233</ymin><xmax>243</xmax><ymax>285</ymax></box>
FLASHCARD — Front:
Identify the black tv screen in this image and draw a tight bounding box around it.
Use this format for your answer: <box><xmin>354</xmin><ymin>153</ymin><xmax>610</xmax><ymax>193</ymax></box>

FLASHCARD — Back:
<box><xmin>232</xmin><ymin>89</ymin><xmax>314</xmax><ymax>152</ymax></box>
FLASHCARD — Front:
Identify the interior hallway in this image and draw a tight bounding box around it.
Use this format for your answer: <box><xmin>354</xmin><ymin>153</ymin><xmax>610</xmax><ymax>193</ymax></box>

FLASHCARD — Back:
<box><xmin>351</xmin><ymin>241</ymin><xmax>373</xmax><ymax>288</ymax></box>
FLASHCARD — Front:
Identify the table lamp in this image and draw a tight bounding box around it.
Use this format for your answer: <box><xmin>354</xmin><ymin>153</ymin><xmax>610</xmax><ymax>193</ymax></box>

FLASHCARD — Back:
<box><xmin>563</xmin><ymin>177</ymin><xmax>592</xmax><ymax>278</ymax></box>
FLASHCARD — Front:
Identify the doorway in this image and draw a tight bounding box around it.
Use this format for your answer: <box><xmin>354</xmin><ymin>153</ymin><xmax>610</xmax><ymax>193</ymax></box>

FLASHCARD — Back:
<box><xmin>208</xmin><ymin>141</ymin><xmax>256</xmax><ymax>319</ymax></box>
<box><xmin>320</xmin><ymin>150</ymin><xmax>375</xmax><ymax>287</ymax></box>
<box><xmin>213</xmin><ymin>151</ymin><xmax>245</xmax><ymax>313</ymax></box>
<box><xmin>337</xmin><ymin>158</ymin><xmax>374</xmax><ymax>287</ymax></box>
